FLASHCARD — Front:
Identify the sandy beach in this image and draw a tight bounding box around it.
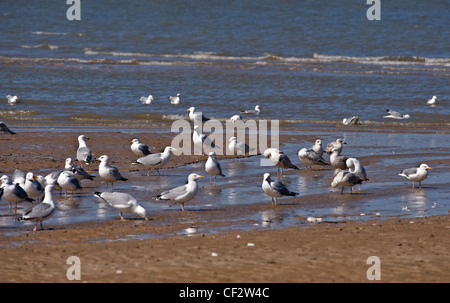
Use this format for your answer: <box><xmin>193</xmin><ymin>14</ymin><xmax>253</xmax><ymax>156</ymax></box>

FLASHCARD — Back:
<box><xmin>0</xmin><ymin>129</ymin><xmax>449</xmax><ymax>283</ymax></box>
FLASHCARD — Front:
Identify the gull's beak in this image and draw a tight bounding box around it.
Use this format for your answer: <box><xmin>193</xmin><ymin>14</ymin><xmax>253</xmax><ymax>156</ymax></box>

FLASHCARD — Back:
<box><xmin>129</xmin><ymin>141</ymin><xmax>133</xmax><ymax>144</ymax></box>
<box><xmin>198</xmin><ymin>175</ymin><xmax>204</xmax><ymax>179</ymax></box>
<box><xmin>186</xmin><ymin>109</ymin><xmax>190</xmax><ymax>111</ymax></box>
<box><xmin>427</xmin><ymin>167</ymin><xmax>432</xmax><ymax>170</ymax></box>
<box><xmin>144</xmin><ymin>217</ymin><xmax>149</xmax><ymax>221</ymax></box>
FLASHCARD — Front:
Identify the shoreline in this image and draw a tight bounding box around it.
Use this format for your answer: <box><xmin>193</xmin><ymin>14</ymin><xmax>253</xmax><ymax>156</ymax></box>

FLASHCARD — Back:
<box><xmin>1</xmin><ymin>128</ymin><xmax>449</xmax><ymax>282</ymax></box>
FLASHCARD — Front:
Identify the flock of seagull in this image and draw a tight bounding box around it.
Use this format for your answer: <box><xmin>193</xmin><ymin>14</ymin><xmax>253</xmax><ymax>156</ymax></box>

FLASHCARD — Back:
<box><xmin>0</xmin><ymin>93</ymin><xmax>437</xmax><ymax>231</ymax></box>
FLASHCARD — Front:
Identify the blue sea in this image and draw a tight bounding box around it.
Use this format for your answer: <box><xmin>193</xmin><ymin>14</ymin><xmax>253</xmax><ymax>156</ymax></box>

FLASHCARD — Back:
<box><xmin>0</xmin><ymin>0</ymin><xmax>449</xmax><ymax>234</ymax></box>
<box><xmin>0</xmin><ymin>0</ymin><xmax>449</xmax><ymax>128</ymax></box>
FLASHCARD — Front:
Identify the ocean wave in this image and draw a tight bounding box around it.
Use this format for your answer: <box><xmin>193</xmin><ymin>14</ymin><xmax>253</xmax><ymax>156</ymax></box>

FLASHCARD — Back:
<box><xmin>32</xmin><ymin>31</ymin><xmax>83</xmax><ymax>37</ymax></box>
<box><xmin>21</xmin><ymin>43</ymin><xmax>60</xmax><ymax>50</ymax></box>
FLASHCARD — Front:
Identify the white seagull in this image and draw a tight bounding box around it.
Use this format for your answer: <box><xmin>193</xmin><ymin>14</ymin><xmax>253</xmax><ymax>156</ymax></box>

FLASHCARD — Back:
<box><xmin>130</xmin><ymin>138</ymin><xmax>152</xmax><ymax>157</ymax></box>
<box><xmin>263</xmin><ymin>148</ymin><xmax>299</xmax><ymax>175</ymax></box>
<box><xmin>24</xmin><ymin>172</ymin><xmax>44</xmax><ymax>202</ymax></box>
<box><xmin>97</xmin><ymin>155</ymin><xmax>128</xmax><ymax>191</ymax></box>
<box><xmin>16</xmin><ymin>185</ymin><xmax>58</xmax><ymax>231</ymax></box>
<box><xmin>5</xmin><ymin>94</ymin><xmax>19</xmax><ymax>104</ymax></box>
<box><xmin>153</xmin><ymin>173</ymin><xmax>204</xmax><ymax>211</ymax></box>
<box><xmin>384</xmin><ymin>108</ymin><xmax>410</xmax><ymax>119</ymax></box>
<box><xmin>169</xmin><ymin>93</ymin><xmax>181</xmax><ymax>105</ymax></box>
<box><xmin>187</xmin><ymin>106</ymin><xmax>210</xmax><ymax>122</ymax></box>
<box><xmin>140</xmin><ymin>95</ymin><xmax>154</xmax><ymax>104</ymax></box>
<box><xmin>427</xmin><ymin>96</ymin><xmax>437</xmax><ymax>105</ymax></box>
<box><xmin>205</xmin><ymin>152</ymin><xmax>225</xmax><ymax>184</ymax></box>
<box><xmin>1</xmin><ymin>175</ymin><xmax>34</xmax><ymax>213</ymax></box>
<box><xmin>57</xmin><ymin>171</ymin><xmax>82</xmax><ymax>198</ymax></box>
<box><xmin>241</xmin><ymin>105</ymin><xmax>261</xmax><ymax>115</ymax></box>
<box><xmin>298</xmin><ymin>148</ymin><xmax>329</xmax><ymax>170</ymax></box>
<box><xmin>94</xmin><ymin>191</ymin><xmax>148</xmax><ymax>221</ymax></box>
<box><xmin>136</xmin><ymin>146</ymin><xmax>177</xmax><ymax>175</ymax></box>
<box><xmin>76</xmin><ymin>135</ymin><xmax>93</xmax><ymax>165</ymax></box>
<box><xmin>261</xmin><ymin>173</ymin><xmax>298</xmax><ymax>205</ymax></box>
<box><xmin>310</xmin><ymin>139</ymin><xmax>324</xmax><ymax>156</ymax></box>
<box><xmin>331</xmin><ymin>170</ymin><xmax>364</xmax><ymax>194</ymax></box>
<box><xmin>398</xmin><ymin>163</ymin><xmax>432</xmax><ymax>189</ymax></box>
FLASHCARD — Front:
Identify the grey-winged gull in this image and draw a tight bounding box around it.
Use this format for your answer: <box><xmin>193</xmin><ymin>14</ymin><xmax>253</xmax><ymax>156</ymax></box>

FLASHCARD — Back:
<box><xmin>140</xmin><ymin>95</ymin><xmax>154</xmax><ymax>104</ymax></box>
<box><xmin>310</xmin><ymin>139</ymin><xmax>324</xmax><ymax>156</ymax></box>
<box><xmin>0</xmin><ymin>121</ymin><xmax>16</xmax><ymax>135</ymax></box>
<box><xmin>263</xmin><ymin>148</ymin><xmax>299</xmax><ymax>176</ymax></box>
<box><xmin>65</xmin><ymin>157</ymin><xmax>95</xmax><ymax>181</ymax></box>
<box><xmin>262</xmin><ymin>173</ymin><xmax>298</xmax><ymax>205</ymax></box>
<box><xmin>398</xmin><ymin>163</ymin><xmax>432</xmax><ymax>189</ymax></box>
<box><xmin>57</xmin><ymin>170</ymin><xmax>82</xmax><ymax>198</ymax></box>
<box><xmin>77</xmin><ymin>135</ymin><xmax>93</xmax><ymax>165</ymax></box>
<box><xmin>342</xmin><ymin>115</ymin><xmax>359</xmax><ymax>126</ymax></box>
<box><xmin>331</xmin><ymin>170</ymin><xmax>363</xmax><ymax>194</ymax></box>
<box><xmin>16</xmin><ymin>185</ymin><xmax>58</xmax><ymax>231</ymax></box>
<box><xmin>1</xmin><ymin>175</ymin><xmax>34</xmax><ymax>213</ymax></box>
<box><xmin>24</xmin><ymin>172</ymin><xmax>44</xmax><ymax>202</ymax></box>
<box><xmin>187</xmin><ymin>106</ymin><xmax>209</xmax><ymax>122</ymax></box>
<box><xmin>384</xmin><ymin>108</ymin><xmax>410</xmax><ymax>119</ymax></box>
<box><xmin>298</xmin><ymin>148</ymin><xmax>329</xmax><ymax>170</ymax></box>
<box><xmin>325</xmin><ymin>138</ymin><xmax>346</xmax><ymax>155</ymax></box>
<box><xmin>97</xmin><ymin>155</ymin><xmax>127</xmax><ymax>191</ymax></box>
<box><xmin>241</xmin><ymin>105</ymin><xmax>261</xmax><ymax>115</ymax></box>
<box><xmin>329</xmin><ymin>148</ymin><xmax>349</xmax><ymax>170</ymax></box>
<box><xmin>346</xmin><ymin>158</ymin><xmax>369</xmax><ymax>182</ymax></box>
<box><xmin>136</xmin><ymin>146</ymin><xmax>176</xmax><ymax>176</ymax></box>
<box><xmin>205</xmin><ymin>152</ymin><xmax>225</xmax><ymax>184</ymax></box>
<box><xmin>94</xmin><ymin>191</ymin><xmax>148</xmax><ymax>220</ymax></box>
<box><xmin>193</xmin><ymin>125</ymin><xmax>219</xmax><ymax>153</ymax></box>
<box><xmin>169</xmin><ymin>93</ymin><xmax>181</xmax><ymax>105</ymax></box>
<box><xmin>130</xmin><ymin>138</ymin><xmax>152</xmax><ymax>157</ymax></box>
<box><xmin>153</xmin><ymin>173</ymin><xmax>204</xmax><ymax>211</ymax></box>
<box><xmin>5</xmin><ymin>94</ymin><xmax>19</xmax><ymax>104</ymax></box>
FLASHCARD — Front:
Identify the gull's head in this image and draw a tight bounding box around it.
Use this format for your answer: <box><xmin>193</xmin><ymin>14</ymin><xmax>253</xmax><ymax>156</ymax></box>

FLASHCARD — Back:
<box><xmin>188</xmin><ymin>173</ymin><xmax>204</xmax><ymax>181</ymax></box>
<box><xmin>97</xmin><ymin>155</ymin><xmax>109</xmax><ymax>163</ymax></box>
<box><xmin>187</xmin><ymin>107</ymin><xmax>195</xmax><ymax>112</ymax></box>
<box><xmin>164</xmin><ymin>146</ymin><xmax>178</xmax><ymax>153</ymax></box>
<box><xmin>229</xmin><ymin>136</ymin><xmax>237</xmax><ymax>142</ymax></box>
<box><xmin>403</xmin><ymin>114</ymin><xmax>411</xmax><ymax>119</ymax></box>
<box><xmin>135</xmin><ymin>205</ymin><xmax>148</xmax><ymax>220</ymax></box>
<box><xmin>65</xmin><ymin>158</ymin><xmax>73</xmax><ymax>165</ymax></box>
<box><xmin>315</xmin><ymin>139</ymin><xmax>322</xmax><ymax>145</ymax></box>
<box><xmin>78</xmin><ymin>135</ymin><xmax>89</xmax><ymax>142</ymax></box>
<box><xmin>336</xmin><ymin>138</ymin><xmax>346</xmax><ymax>144</ymax></box>
<box><xmin>208</xmin><ymin>151</ymin><xmax>216</xmax><ymax>157</ymax></box>
<box><xmin>1</xmin><ymin>175</ymin><xmax>10</xmax><ymax>184</ymax></box>
<box><xmin>25</xmin><ymin>172</ymin><xmax>35</xmax><ymax>181</ymax></box>
<box><xmin>263</xmin><ymin>173</ymin><xmax>271</xmax><ymax>182</ymax></box>
<box><xmin>130</xmin><ymin>138</ymin><xmax>140</xmax><ymax>144</ymax></box>
<box><xmin>420</xmin><ymin>163</ymin><xmax>432</xmax><ymax>170</ymax></box>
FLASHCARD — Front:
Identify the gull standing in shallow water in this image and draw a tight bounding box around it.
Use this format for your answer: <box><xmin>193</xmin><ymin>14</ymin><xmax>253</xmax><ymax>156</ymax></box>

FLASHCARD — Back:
<box><xmin>310</xmin><ymin>139</ymin><xmax>324</xmax><ymax>156</ymax></box>
<box><xmin>331</xmin><ymin>170</ymin><xmax>363</xmax><ymax>194</ymax></box>
<box><xmin>187</xmin><ymin>106</ymin><xmax>210</xmax><ymax>122</ymax></box>
<box><xmin>262</xmin><ymin>173</ymin><xmax>298</xmax><ymax>205</ymax></box>
<box><xmin>77</xmin><ymin>135</ymin><xmax>93</xmax><ymax>165</ymax></box>
<box><xmin>1</xmin><ymin>175</ymin><xmax>34</xmax><ymax>213</ymax></box>
<box><xmin>130</xmin><ymin>138</ymin><xmax>152</xmax><ymax>157</ymax></box>
<box><xmin>97</xmin><ymin>155</ymin><xmax>128</xmax><ymax>191</ymax></box>
<box><xmin>398</xmin><ymin>163</ymin><xmax>432</xmax><ymax>189</ymax></box>
<box><xmin>263</xmin><ymin>148</ymin><xmax>299</xmax><ymax>176</ymax></box>
<box><xmin>16</xmin><ymin>185</ymin><xmax>58</xmax><ymax>231</ymax></box>
<box><xmin>205</xmin><ymin>152</ymin><xmax>225</xmax><ymax>184</ymax></box>
<box><xmin>153</xmin><ymin>173</ymin><xmax>204</xmax><ymax>211</ymax></box>
<box><xmin>136</xmin><ymin>146</ymin><xmax>176</xmax><ymax>176</ymax></box>
<box><xmin>298</xmin><ymin>148</ymin><xmax>329</xmax><ymax>170</ymax></box>
<box><xmin>94</xmin><ymin>192</ymin><xmax>148</xmax><ymax>220</ymax></box>
<box><xmin>57</xmin><ymin>171</ymin><xmax>82</xmax><ymax>199</ymax></box>
<box><xmin>384</xmin><ymin>108</ymin><xmax>410</xmax><ymax>119</ymax></box>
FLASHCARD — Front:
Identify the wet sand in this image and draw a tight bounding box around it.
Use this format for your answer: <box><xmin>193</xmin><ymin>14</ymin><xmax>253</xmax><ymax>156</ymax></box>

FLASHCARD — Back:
<box><xmin>1</xmin><ymin>129</ymin><xmax>449</xmax><ymax>283</ymax></box>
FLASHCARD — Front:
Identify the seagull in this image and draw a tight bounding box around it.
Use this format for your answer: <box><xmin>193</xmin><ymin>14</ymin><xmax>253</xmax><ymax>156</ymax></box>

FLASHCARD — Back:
<box><xmin>262</xmin><ymin>173</ymin><xmax>298</xmax><ymax>205</ymax></box>
<box><xmin>342</xmin><ymin>115</ymin><xmax>359</xmax><ymax>126</ymax></box>
<box><xmin>228</xmin><ymin>137</ymin><xmax>254</xmax><ymax>162</ymax></box>
<box><xmin>241</xmin><ymin>105</ymin><xmax>261</xmax><ymax>115</ymax></box>
<box><xmin>16</xmin><ymin>185</ymin><xmax>58</xmax><ymax>231</ymax></box>
<box><xmin>187</xmin><ymin>106</ymin><xmax>210</xmax><ymax>122</ymax></box>
<box><xmin>140</xmin><ymin>95</ymin><xmax>154</xmax><ymax>104</ymax></box>
<box><xmin>205</xmin><ymin>152</ymin><xmax>225</xmax><ymax>184</ymax></box>
<box><xmin>384</xmin><ymin>108</ymin><xmax>410</xmax><ymax>119</ymax></box>
<box><xmin>0</xmin><ymin>121</ymin><xmax>16</xmax><ymax>135</ymax></box>
<box><xmin>310</xmin><ymin>139</ymin><xmax>324</xmax><ymax>156</ymax></box>
<box><xmin>398</xmin><ymin>163</ymin><xmax>432</xmax><ymax>189</ymax></box>
<box><xmin>346</xmin><ymin>158</ymin><xmax>369</xmax><ymax>182</ymax></box>
<box><xmin>229</xmin><ymin>114</ymin><xmax>243</xmax><ymax>123</ymax></box>
<box><xmin>263</xmin><ymin>148</ymin><xmax>299</xmax><ymax>176</ymax></box>
<box><xmin>57</xmin><ymin>171</ymin><xmax>82</xmax><ymax>198</ymax></box>
<box><xmin>325</xmin><ymin>138</ymin><xmax>346</xmax><ymax>155</ymax></box>
<box><xmin>298</xmin><ymin>148</ymin><xmax>329</xmax><ymax>170</ymax></box>
<box><xmin>94</xmin><ymin>192</ymin><xmax>148</xmax><ymax>221</ymax></box>
<box><xmin>76</xmin><ymin>135</ymin><xmax>93</xmax><ymax>165</ymax></box>
<box><xmin>136</xmin><ymin>146</ymin><xmax>176</xmax><ymax>176</ymax></box>
<box><xmin>5</xmin><ymin>94</ymin><xmax>19</xmax><ymax>104</ymax></box>
<box><xmin>97</xmin><ymin>155</ymin><xmax>128</xmax><ymax>191</ymax></box>
<box><xmin>1</xmin><ymin>175</ymin><xmax>34</xmax><ymax>213</ymax></box>
<box><xmin>153</xmin><ymin>173</ymin><xmax>204</xmax><ymax>211</ymax></box>
<box><xmin>329</xmin><ymin>148</ymin><xmax>349</xmax><ymax>170</ymax></box>
<box><xmin>169</xmin><ymin>93</ymin><xmax>181</xmax><ymax>105</ymax></box>
<box><xmin>193</xmin><ymin>125</ymin><xmax>219</xmax><ymax>153</ymax></box>
<box><xmin>130</xmin><ymin>138</ymin><xmax>152</xmax><ymax>157</ymax></box>
<box><xmin>24</xmin><ymin>172</ymin><xmax>44</xmax><ymax>202</ymax></box>
<box><xmin>427</xmin><ymin>96</ymin><xmax>437</xmax><ymax>105</ymax></box>
<box><xmin>331</xmin><ymin>170</ymin><xmax>363</xmax><ymax>194</ymax></box>
<box><xmin>64</xmin><ymin>158</ymin><xmax>95</xmax><ymax>181</ymax></box>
